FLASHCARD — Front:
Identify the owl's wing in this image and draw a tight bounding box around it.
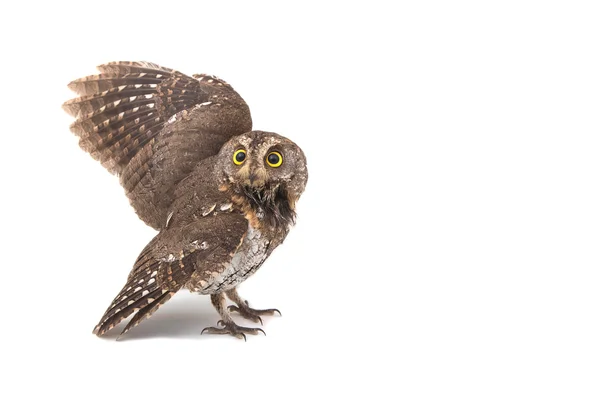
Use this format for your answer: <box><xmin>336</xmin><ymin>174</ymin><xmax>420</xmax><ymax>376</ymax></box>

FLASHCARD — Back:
<box><xmin>94</xmin><ymin>212</ymin><xmax>248</xmax><ymax>337</ymax></box>
<box><xmin>63</xmin><ymin>62</ymin><xmax>252</xmax><ymax>229</ymax></box>
<box><xmin>63</xmin><ymin>61</ymin><xmax>251</xmax><ymax>174</ymax></box>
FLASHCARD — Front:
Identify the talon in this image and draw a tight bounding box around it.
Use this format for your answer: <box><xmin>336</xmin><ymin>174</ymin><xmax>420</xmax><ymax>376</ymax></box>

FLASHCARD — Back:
<box><xmin>257</xmin><ymin>315</ymin><xmax>263</xmax><ymax>326</ymax></box>
<box><xmin>217</xmin><ymin>320</ymin><xmax>226</xmax><ymax>327</ymax></box>
<box><xmin>229</xmin><ymin>304</ymin><xmax>282</xmax><ymax>322</ymax></box>
<box><xmin>227</xmin><ymin>305</ymin><xmax>240</xmax><ymax>313</ymax></box>
<box><xmin>202</xmin><ymin>321</ymin><xmax>264</xmax><ymax>340</ymax></box>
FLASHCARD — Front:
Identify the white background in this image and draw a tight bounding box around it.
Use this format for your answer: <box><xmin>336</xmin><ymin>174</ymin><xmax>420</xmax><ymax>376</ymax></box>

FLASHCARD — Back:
<box><xmin>1</xmin><ymin>1</ymin><xmax>599</xmax><ymax>399</ymax></box>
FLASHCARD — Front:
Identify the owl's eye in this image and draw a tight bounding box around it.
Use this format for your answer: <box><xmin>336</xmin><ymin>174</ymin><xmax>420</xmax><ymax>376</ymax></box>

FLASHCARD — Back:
<box><xmin>233</xmin><ymin>149</ymin><xmax>246</xmax><ymax>165</ymax></box>
<box><xmin>266</xmin><ymin>151</ymin><xmax>283</xmax><ymax>168</ymax></box>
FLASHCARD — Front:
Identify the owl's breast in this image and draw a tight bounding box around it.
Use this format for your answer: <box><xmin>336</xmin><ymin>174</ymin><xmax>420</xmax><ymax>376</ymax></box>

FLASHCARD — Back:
<box><xmin>188</xmin><ymin>226</ymin><xmax>276</xmax><ymax>294</ymax></box>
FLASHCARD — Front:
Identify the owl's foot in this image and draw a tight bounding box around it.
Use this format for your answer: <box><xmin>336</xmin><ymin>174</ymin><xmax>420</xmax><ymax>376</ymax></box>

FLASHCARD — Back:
<box><xmin>228</xmin><ymin>302</ymin><xmax>281</xmax><ymax>325</ymax></box>
<box><xmin>225</xmin><ymin>288</ymin><xmax>281</xmax><ymax>325</ymax></box>
<box><xmin>205</xmin><ymin>294</ymin><xmax>267</xmax><ymax>340</ymax></box>
<box><xmin>201</xmin><ymin>320</ymin><xmax>265</xmax><ymax>341</ymax></box>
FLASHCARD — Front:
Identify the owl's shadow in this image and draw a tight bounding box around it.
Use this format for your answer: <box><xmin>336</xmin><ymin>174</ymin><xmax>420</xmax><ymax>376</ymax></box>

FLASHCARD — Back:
<box><xmin>101</xmin><ymin>292</ymin><xmax>222</xmax><ymax>341</ymax></box>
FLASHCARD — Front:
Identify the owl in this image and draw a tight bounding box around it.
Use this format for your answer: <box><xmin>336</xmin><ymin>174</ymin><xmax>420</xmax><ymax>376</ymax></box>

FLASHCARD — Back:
<box><xmin>63</xmin><ymin>62</ymin><xmax>308</xmax><ymax>340</ymax></box>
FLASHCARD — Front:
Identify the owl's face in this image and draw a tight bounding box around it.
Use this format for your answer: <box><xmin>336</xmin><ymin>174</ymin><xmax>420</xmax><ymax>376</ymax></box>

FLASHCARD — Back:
<box><xmin>217</xmin><ymin>130</ymin><xmax>308</xmax><ymax>207</ymax></box>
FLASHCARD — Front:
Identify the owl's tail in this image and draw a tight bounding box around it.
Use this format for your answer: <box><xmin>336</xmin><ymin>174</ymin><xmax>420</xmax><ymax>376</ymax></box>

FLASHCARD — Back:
<box><xmin>63</xmin><ymin>61</ymin><xmax>206</xmax><ymax>175</ymax></box>
<box><xmin>93</xmin><ymin>255</ymin><xmax>175</xmax><ymax>338</ymax></box>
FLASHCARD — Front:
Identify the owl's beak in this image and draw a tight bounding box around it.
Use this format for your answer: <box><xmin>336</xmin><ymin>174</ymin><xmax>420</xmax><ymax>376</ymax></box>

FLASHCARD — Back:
<box><xmin>248</xmin><ymin>172</ymin><xmax>259</xmax><ymax>186</ymax></box>
<box><xmin>248</xmin><ymin>167</ymin><xmax>267</xmax><ymax>188</ymax></box>
<box><xmin>235</xmin><ymin>163</ymin><xmax>267</xmax><ymax>188</ymax></box>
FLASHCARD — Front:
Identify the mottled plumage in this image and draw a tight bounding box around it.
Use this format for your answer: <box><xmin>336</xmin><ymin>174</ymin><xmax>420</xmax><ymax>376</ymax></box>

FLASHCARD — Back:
<box><xmin>63</xmin><ymin>62</ymin><xmax>308</xmax><ymax>339</ymax></box>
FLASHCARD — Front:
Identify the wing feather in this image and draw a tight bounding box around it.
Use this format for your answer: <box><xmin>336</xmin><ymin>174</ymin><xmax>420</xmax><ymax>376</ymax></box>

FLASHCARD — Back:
<box><xmin>64</xmin><ymin>61</ymin><xmax>252</xmax><ymax>230</ymax></box>
<box><xmin>94</xmin><ymin>212</ymin><xmax>248</xmax><ymax>337</ymax></box>
<box><xmin>63</xmin><ymin>63</ymin><xmax>207</xmax><ymax>175</ymax></box>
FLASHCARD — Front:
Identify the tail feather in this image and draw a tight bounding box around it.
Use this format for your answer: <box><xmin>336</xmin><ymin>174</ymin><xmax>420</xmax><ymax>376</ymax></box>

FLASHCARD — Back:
<box><xmin>110</xmin><ymin>261</ymin><xmax>160</xmax><ymax>311</ymax></box>
<box><xmin>127</xmin><ymin>236</ymin><xmax>159</xmax><ymax>279</ymax></box>
<box><xmin>94</xmin><ymin>258</ymin><xmax>171</xmax><ymax>336</ymax></box>
<box><xmin>118</xmin><ymin>291</ymin><xmax>175</xmax><ymax>338</ymax></box>
<box><xmin>92</xmin><ymin>230</ymin><xmax>197</xmax><ymax>337</ymax></box>
<box><xmin>94</xmin><ymin>287</ymin><xmax>167</xmax><ymax>336</ymax></box>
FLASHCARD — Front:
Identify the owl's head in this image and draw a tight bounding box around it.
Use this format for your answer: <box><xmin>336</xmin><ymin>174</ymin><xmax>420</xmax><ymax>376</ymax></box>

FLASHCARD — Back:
<box><xmin>217</xmin><ymin>131</ymin><xmax>308</xmax><ymax>227</ymax></box>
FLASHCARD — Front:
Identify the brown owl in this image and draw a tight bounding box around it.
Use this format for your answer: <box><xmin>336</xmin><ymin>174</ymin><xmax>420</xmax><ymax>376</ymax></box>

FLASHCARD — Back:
<box><xmin>63</xmin><ymin>62</ymin><xmax>308</xmax><ymax>340</ymax></box>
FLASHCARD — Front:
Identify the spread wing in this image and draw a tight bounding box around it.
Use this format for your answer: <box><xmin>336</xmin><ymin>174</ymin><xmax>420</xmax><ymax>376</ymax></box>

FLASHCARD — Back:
<box><xmin>93</xmin><ymin>212</ymin><xmax>248</xmax><ymax>337</ymax></box>
<box><xmin>63</xmin><ymin>61</ymin><xmax>252</xmax><ymax>229</ymax></box>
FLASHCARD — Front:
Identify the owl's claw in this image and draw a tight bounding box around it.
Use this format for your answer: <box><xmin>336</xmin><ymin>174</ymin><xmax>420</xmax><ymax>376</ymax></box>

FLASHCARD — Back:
<box><xmin>268</xmin><ymin>308</ymin><xmax>282</xmax><ymax>317</ymax></box>
<box><xmin>201</xmin><ymin>321</ymin><xmax>265</xmax><ymax>340</ymax></box>
<box><xmin>228</xmin><ymin>304</ymin><xmax>282</xmax><ymax>324</ymax></box>
<box><xmin>227</xmin><ymin>305</ymin><xmax>264</xmax><ymax>324</ymax></box>
<box><xmin>202</xmin><ymin>326</ymin><xmax>247</xmax><ymax>341</ymax></box>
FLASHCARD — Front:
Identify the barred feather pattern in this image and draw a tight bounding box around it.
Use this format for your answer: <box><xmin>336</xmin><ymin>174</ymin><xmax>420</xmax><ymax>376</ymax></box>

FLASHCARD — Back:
<box><xmin>118</xmin><ymin>291</ymin><xmax>174</xmax><ymax>338</ymax></box>
<box><xmin>64</xmin><ymin>61</ymin><xmax>252</xmax><ymax>230</ymax></box>
<box><xmin>93</xmin><ymin>258</ymin><xmax>169</xmax><ymax>336</ymax></box>
<box><xmin>63</xmin><ymin>62</ymin><xmax>209</xmax><ymax>175</ymax></box>
<box><xmin>93</xmin><ymin>236</ymin><xmax>200</xmax><ymax>336</ymax></box>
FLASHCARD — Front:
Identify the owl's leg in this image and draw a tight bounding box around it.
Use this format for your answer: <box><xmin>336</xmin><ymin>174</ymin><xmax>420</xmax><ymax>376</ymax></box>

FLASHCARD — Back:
<box><xmin>226</xmin><ymin>288</ymin><xmax>281</xmax><ymax>325</ymax></box>
<box><xmin>201</xmin><ymin>293</ymin><xmax>265</xmax><ymax>341</ymax></box>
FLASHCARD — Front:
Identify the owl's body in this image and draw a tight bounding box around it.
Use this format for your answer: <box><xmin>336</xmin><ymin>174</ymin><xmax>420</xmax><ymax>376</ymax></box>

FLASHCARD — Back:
<box><xmin>63</xmin><ymin>62</ymin><xmax>307</xmax><ymax>339</ymax></box>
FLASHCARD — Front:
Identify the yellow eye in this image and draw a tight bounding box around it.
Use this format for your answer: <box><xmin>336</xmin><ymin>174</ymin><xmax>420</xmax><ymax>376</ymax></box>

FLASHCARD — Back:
<box><xmin>233</xmin><ymin>149</ymin><xmax>246</xmax><ymax>165</ymax></box>
<box><xmin>266</xmin><ymin>151</ymin><xmax>283</xmax><ymax>168</ymax></box>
